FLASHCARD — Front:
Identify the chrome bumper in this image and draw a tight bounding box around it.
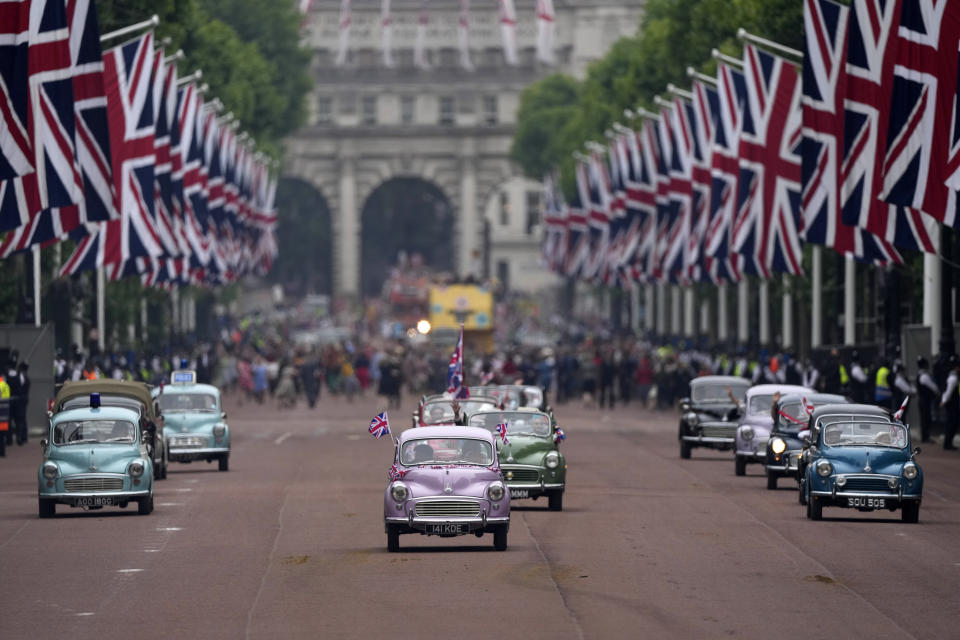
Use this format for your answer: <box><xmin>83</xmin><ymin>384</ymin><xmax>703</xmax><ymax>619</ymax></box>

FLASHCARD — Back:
<box><xmin>385</xmin><ymin>515</ymin><xmax>510</xmax><ymax>534</ymax></box>
<box><xmin>682</xmin><ymin>435</ymin><xmax>734</xmax><ymax>444</ymax></box>
<box><xmin>41</xmin><ymin>490</ymin><xmax>150</xmax><ymax>502</ymax></box>
<box><xmin>168</xmin><ymin>446</ymin><xmax>229</xmax><ymax>460</ymax></box>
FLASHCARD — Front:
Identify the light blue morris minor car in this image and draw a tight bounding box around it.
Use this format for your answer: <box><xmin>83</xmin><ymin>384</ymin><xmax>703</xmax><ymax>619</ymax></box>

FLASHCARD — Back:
<box><xmin>38</xmin><ymin>398</ymin><xmax>154</xmax><ymax>517</ymax></box>
<box><xmin>804</xmin><ymin>404</ymin><xmax>923</xmax><ymax>522</ymax></box>
<box><xmin>155</xmin><ymin>371</ymin><xmax>230</xmax><ymax>471</ymax></box>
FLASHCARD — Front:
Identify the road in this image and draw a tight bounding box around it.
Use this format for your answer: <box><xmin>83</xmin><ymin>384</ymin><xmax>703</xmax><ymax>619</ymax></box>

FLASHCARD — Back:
<box><xmin>1</xmin><ymin>391</ymin><xmax>958</xmax><ymax>639</ymax></box>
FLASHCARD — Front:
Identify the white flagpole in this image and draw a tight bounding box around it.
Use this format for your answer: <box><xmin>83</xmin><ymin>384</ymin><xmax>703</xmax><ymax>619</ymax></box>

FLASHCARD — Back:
<box><xmin>381</xmin><ymin>0</ymin><xmax>394</xmax><ymax>68</ymax></box>
<box><xmin>335</xmin><ymin>0</ymin><xmax>351</xmax><ymax>67</ymax></box>
<box><xmin>32</xmin><ymin>245</ymin><xmax>41</xmax><ymax>327</ymax></box>
<box><xmin>100</xmin><ymin>14</ymin><xmax>159</xmax><ymax>44</ymax></box>
<box><xmin>499</xmin><ymin>0</ymin><xmax>518</xmax><ymax>66</ymax></box>
<box><xmin>414</xmin><ymin>2</ymin><xmax>430</xmax><ymax>70</ymax></box>
<box><xmin>759</xmin><ymin>280</ymin><xmax>769</xmax><ymax>345</ymax></box>
<box><xmin>737</xmin><ymin>279</ymin><xmax>749</xmax><ymax>344</ymax></box>
<box><xmin>923</xmin><ymin>245</ymin><xmax>941</xmax><ymax>355</ymax></box>
<box><xmin>458</xmin><ymin>0</ymin><xmax>474</xmax><ymax>71</ymax></box>
<box><xmin>811</xmin><ymin>245</ymin><xmax>822</xmax><ymax>347</ymax></box>
<box><xmin>97</xmin><ymin>267</ymin><xmax>106</xmax><ymax>352</ymax></box>
<box><xmin>782</xmin><ymin>275</ymin><xmax>792</xmax><ymax>349</ymax></box>
<box><xmin>844</xmin><ymin>256</ymin><xmax>855</xmax><ymax>345</ymax></box>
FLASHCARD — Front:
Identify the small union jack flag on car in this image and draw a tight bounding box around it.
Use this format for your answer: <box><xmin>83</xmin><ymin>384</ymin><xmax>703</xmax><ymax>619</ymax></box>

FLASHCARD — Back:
<box><xmin>802</xmin><ymin>396</ymin><xmax>814</xmax><ymax>416</ymax></box>
<box><xmin>388</xmin><ymin>463</ymin><xmax>407</xmax><ymax>481</ymax></box>
<box><xmin>893</xmin><ymin>396</ymin><xmax>909</xmax><ymax>422</ymax></box>
<box><xmin>554</xmin><ymin>427</ymin><xmax>565</xmax><ymax>444</ymax></box>
<box><xmin>495</xmin><ymin>422</ymin><xmax>509</xmax><ymax>444</ymax></box>
<box><xmin>369</xmin><ymin>412</ymin><xmax>390</xmax><ymax>439</ymax></box>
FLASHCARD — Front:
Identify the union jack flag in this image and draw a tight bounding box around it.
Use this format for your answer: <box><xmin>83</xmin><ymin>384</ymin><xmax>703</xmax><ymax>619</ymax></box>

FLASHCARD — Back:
<box><xmin>659</xmin><ymin>102</ymin><xmax>691</xmax><ymax>284</ymax></box>
<box><xmin>801</xmin><ymin>0</ymin><xmax>901</xmax><ymax>265</ymax></box>
<box><xmin>553</xmin><ymin>427</ymin><xmax>565</xmax><ymax>444</ymax></box>
<box><xmin>648</xmin><ymin>114</ymin><xmax>672</xmax><ymax>282</ymax></box>
<box><xmin>563</xmin><ymin>189</ymin><xmax>590</xmax><ymax>278</ymax></box>
<box><xmin>447</xmin><ymin>324</ymin><xmax>469</xmax><ymax>399</ymax></box>
<box><xmin>879</xmin><ymin>0</ymin><xmax>960</xmax><ymax>228</ymax></box>
<box><xmin>733</xmin><ymin>44</ymin><xmax>805</xmax><ymax>278</ymax></box>
<box><xmin>151</xmin><ymin>53</ymin><xmax>181</xmax><ymax>261</ymax></box>
<box><xmin>840</xmin><ymin>0</ymin><xmax>939</xmax><ymax>252</ymax></box>
<box><xmin>388</xmin><ymin>463</ymin><xmax>408</xmax><ymax>481</ymax></box>
<box><xmin>495</xmin><ymin>421</ymin><xmax>509</xmax><ymax>443</ymax></box>
<box><xmin>622</xmin><ymin>124</ymin><xmax>656</xmax><ymax>283</ymax></box>
<box><xmin>686</xmin><ymin>88</ymin><xmax>714</xmax><ymax>283</ymax></box>
<box><xmin>705</xmin><ymin>63</ymin><xmax>746</xmax><ymax>284</ymax></box>
<box><xmin>893</xmin><ymin>395</ymin><xmax>909</xmax><ymax>421</ymax></box>
<box><xmin>0</xmin><ymin>0</ymin><xmax>82</xmax><ymax>232</ymax></box>
<box><xmin>369</xmin><ymin>411</ymin><xmax>391</xmax><ymax>439</ymax></box>
<box><xmin>802</xmin><ymin>395</ymin><xmax>815</xmax><ymax>415</ymax></box>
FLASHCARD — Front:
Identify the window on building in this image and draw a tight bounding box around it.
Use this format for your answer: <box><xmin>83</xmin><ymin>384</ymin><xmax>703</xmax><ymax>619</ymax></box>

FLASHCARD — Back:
<box><xmin>362</xmin><ymin>96</ymin><xmax>377</xmax><ymax>125</ymax></box>
<box><xmin>497</xmin><ymin>260</ymin><xmax>510</xmax><ymax>293</ymax></box>
<box><xmin>483</xmin><ymin>96</ymin><xmax>498</xmax><ymax>125</ymax></box>
<box><xmin>315</xmin><ymin>96</ymin><xmax>332</xmax><ymax>124</ymax></box>
<box><xmin>499</xmin><ymin>191</ymin><xmax>510</xmax><ymax>227</ymax></box>
<box><xmin>339</xmin><ymin>93</ymin><xmax>356</xmax><ymax>114</ymax></box>
<box><xmin>401</xmin><ymin>96</ymin><xmax>415</xmax><ymax>125</ymax></box>
<box><xmin>439</xmin><ymin>96</ymin><xmax>455</xmax><ymax>125</ymax></box>
<box><xmin>526</xmin><ymin>191</ymin><xmax>541</xmax><ymax>235</ymax></box>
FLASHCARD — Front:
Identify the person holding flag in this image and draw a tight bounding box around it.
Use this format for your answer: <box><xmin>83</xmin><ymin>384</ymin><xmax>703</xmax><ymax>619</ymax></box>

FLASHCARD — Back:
<box><xmin>447</xmin><ymin>324</ymin><xmax>470</xmax><ymax>399</ymax></box>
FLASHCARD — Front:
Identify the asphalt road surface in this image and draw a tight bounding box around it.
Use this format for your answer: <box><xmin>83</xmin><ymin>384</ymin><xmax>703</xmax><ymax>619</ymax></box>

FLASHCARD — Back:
<box><xmin>2</xmin><ymin>392</ymin><xmax>959</xmax><ymax>639</ymax></box>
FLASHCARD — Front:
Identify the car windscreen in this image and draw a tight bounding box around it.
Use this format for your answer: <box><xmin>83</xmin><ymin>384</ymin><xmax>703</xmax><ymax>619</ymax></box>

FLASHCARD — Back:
<box><xmin>693</xmin><ymin>384</ymin><xmax>746</xmax><ymax>403</ymax></box>
<box><xmin>523</xmin><ymin>387</ymin><xmax>544</xmax><ymax>407</ymax></box>
<box><xmin>468</xmin><ymin>412</ymin><xmax>551</xmax><ymax>437</ymax></box>
<box><xmin>159</xmin><ymin>393</ymin><xmax>218</xmax><ymax>413</ymax></box>
<box><xmin>400</xmin><ymin>438</ymin><xmax>494</xmax><ymax>466</ymax></box>
<box><xmin>776</xmin><ymin>402</ymin><xmax>808</xmax><ymax>432</ymax></box>
<box><xmin>822</xmin><ymin>421</ymin><xmax>907</xmax><ymax>448</ymax></box>
<box><xmin>422</xmin><ymin>402</ymin><xmax>457</xmax><ymax>424</ymax></box>
<box><xmin>748</xmin><ymin>394</ymin><xmax>776</xmax><ymax>416</ymax></box>
<box><xmin>61</xmin><ymin>395</ymin><xmax>143</xmax><ymax>414</ymax></box>
<box><xmin>54</xmin><ymin>419</ymin><xmax>136</xmax><ymax>445</ymax></box>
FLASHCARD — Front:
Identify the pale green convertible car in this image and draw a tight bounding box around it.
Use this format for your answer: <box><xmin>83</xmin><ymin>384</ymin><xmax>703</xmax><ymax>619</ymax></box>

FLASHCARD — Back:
<box><xmin>468</xmin><ymin>408</ymin><xmax>567</xmax><ymax>510</ymax></box>
<box><xmin>155</xmin><ymin>371</ymin><xmax>231</xmax><ymax>471</ymax></box>
<box><xmin>38</xmin><ymin>399</ymin><xmax>155</xmax><ymax>517</ymax></box>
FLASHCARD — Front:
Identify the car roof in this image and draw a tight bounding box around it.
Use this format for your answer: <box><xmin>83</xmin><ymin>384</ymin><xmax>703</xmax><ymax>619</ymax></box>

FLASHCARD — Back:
<box><xmin>747</xmin><ymin>384</ymin><xmax>813</xmax><ymax>396</ymax></box>
<box><xmin>158</xmin><ymin>383</ymin><xmax>220</xmax><ymax>395</ymax></box>
<box><xmin>470</xmin><ymin>407</ymin><xmax>545</xmax><ymax>416</ymax></box>
<box><xmin>778</xmin><ymin>393</ymin><xmax>847</xmax><ymax>405</ymax></box>
<box><xmin>51</xmin><ymin>406</ymin><xmax>142</xmax><ymax>425</ymax></box>
<box><xmin>811</xmin><ymin>403</ymin><xmax>890</xmax><ymax>420</ymax></box>
<box><xmin>56</xmin><ymin>380</ymin><xmax>155</xmax><ymax>415</ymax></box>
<box><xmin>399</xmin><ymin>426</ymin><xmax>494</xmax><ymax>443</ymax></box>
<box><xmin>691</xmin><ymin>375</ymin><xmax>750</xmax><ymax>387</ymax></box>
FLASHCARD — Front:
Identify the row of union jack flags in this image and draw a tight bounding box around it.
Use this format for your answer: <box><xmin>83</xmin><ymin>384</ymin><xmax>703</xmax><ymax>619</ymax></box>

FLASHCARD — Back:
<box><xmin>541</xmin><ymin>0</ymin><xmax>959</xmax><ymax>288</ymax></box>
<box><xmin>0</xmin><ymin>0</ymin><xmax>278</xmax><ymax>288</ymax></box>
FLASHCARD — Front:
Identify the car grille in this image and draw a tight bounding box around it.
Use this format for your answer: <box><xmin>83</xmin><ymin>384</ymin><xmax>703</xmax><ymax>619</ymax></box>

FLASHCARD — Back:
<box><xmin>503</xmin><ymin>468</ymin><xmax>539</xmax><ymax>483</ymax></box>
<box><xmin>169</xmin><ymin>436</ymin><xmax>206</xmax><ymax>448</ymax></box>
<box><xmin>415</xmin><ymin>501</ymin><xmax>481</xmax><ymax>518</ymax></box>
<box><xmin>842</xmin><ymin>477</ymin><xmax>891</xmax><ymax>493</ymax></box>
<box><xmin>701</xmin><ymin>425</ymin><xmax>736</xmax><ymax>439</ymax></box>
<box><xmin>64</xmin><ymin>477</ymin><xmax>123</xmax><ymax>492</ymax></box>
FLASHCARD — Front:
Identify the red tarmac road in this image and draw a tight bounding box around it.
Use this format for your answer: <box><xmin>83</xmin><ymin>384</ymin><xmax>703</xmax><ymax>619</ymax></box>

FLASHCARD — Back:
<box><xmin>1</xmin><ymin>392</ymin><xmax>959</xmax><ymax>639</ymax></box>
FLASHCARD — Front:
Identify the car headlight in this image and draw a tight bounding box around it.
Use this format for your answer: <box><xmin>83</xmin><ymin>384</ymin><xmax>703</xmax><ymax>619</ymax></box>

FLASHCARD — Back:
<box><xmin>741</xmin><ymin>426</ymin><xmax>754</xmax><ymax>441</ymax></box>
<box><xmin>42</xmin><ymin>462</ymin><xmax>58</xmax><ymax>479</ymax></box>
<box><xmin>213</xmin><ymin>424</ymin><xmax>226</xmax><ymax>438</ymax></box>
<box><xmin>815</xmin><ymin>460</ymin><xmax>832</xmax><ymax>477</ymax></box>
<box><xmin>129</xmin><ymin>461</ymin><xmax>144</xmax><ymax>478</ymax></box>
<box><xmin>887</xmin><ymin>477</ymin><xmax>899</xmax><ymax>489</ymax></box>
<box><xmin>771</xmin><ymin>438</ymin><xmax>786</xmax><ymax>454</ymax></box>
<box><xmin>683</xmin><ymin>411</ymin><xmax>699</xmax><ymax>425</ymax></box>
<box><xmin>835</xmin><ymin>476</ymin><xmax>847</xmax><ymax>487</ymax></box>
<box><xmin>488</xmin><ymin>481</ymin><xmax>505</xmax><ymax>501</ymax></box>
<box><xmin>902</xmin><ymin>463</ymin><xmax>918</xmax><ymax>480</ymax></box>
<box><xmin>390</xmin><ymin>482</ymin><xmax>408</xmax><ymax>502</ymax></box>
<box><xmin>544</xmin><ymin>451</ymin><xmax>560</xmax><ymax>469</ymax></box>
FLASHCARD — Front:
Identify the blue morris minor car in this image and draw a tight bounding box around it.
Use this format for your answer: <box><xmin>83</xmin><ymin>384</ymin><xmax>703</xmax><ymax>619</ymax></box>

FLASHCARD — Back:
<box><xmin>38</xmin><ymin>398</ymin><xmax>154</xmax><ymax>517</ymax></box>
<box><xmin>384</xmin><ymin>426</ymin><xmax>510</xmax><ymax>552</ymax></box>
<box><xmin>468</xmin><ymin>408</ymin><xmax>566</xmax><ymax>510</ymax></box>
<box><xmin>804</xmin><ymin>404</ymin><xmax>922</xmax><ymax>522</ymax></box>
<box><xmin>155</xmin><ymin>371</ymin><xmax>230</xmax><ymax>471</ymax></box>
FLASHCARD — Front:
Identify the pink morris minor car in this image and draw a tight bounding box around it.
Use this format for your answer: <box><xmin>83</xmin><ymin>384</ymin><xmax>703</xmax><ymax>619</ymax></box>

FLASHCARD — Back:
<box><xmin>384</xmin><ymin>426</ymin><xmax>510</xmax><ymax>552</ymax></box>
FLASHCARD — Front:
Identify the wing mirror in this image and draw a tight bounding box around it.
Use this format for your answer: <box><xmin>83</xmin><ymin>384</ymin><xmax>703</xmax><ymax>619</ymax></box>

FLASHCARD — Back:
<box><xmin>141</xmin><ymin>430</ymin><xmax>151</xmax><ymax>443</ymax></box>
<box><xmin>912</xmin><ymin>447</ymin><xmax>921</xmax><ymax>458</ymax></box>
<box><xmin>40</xmin><ymin>438</ymin><xmax>48</xmax><ymax>452</ymax></box>
<box><xmin>221</xmin><ymin>412</ymin><xmax>227</xmax><ymax>420</ymax></box>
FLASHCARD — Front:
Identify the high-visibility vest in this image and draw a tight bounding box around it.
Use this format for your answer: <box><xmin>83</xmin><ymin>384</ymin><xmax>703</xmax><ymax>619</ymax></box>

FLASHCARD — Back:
<box><xmin>875</xmin><ymin>367</ymin><xmax>891</xmax><ymax>392</ymax></box>
<box><xmin>839</xmin><ymin>365</ymin><xmax>849</xmax><ymax>385</ymax></box>
<box><xmin>0</xmin><ymin>377</ymin><xmax>9</xmax><ymax>432</ymax></box>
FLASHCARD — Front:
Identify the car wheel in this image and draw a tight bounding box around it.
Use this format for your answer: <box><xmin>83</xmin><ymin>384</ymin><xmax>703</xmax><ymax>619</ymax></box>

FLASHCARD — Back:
<box><xmin>680</xmin><ymin>440</ymin><xmax>691</xmax><ymax>459</ymax></box>
<box><xmin>901</xmin><ymin>501</ymin><xmax>920</xmax><ymax>523</ymax></box>
<box><xmin>159</xmin><ymin>451</ymin><xmax>168</xmax><ymax>480</ymax></box>
<box><xmin>798</xmin><ymin>479</ymin><xmax>807</xmax><ymax>505</ymax></box>
<box><xmin>548</xmin><ymin>491</ymin><xmax>563</xmax><ymax>511</ymax></box>
<box><xmin>38</xmin><ymin>499</ymin><xmax>55</xmax><ymax>518</ymax></box>
<box><xmin>218</xmin><ymin>455</ymin><xmax>229</xmax><ymax>472</ymax></box>
<box><xmin>138</xmin><ymin>494</ymin><xmax>154</xmax><ymax>515</ymax></box>
<box><xmin>735</xmin><ymin>455</ymin><xmax>746</xmax><ymax>476</ymax></box>
<box><xmin>766</xmin><ymin>472</ymin><xmax>777</xmax><ymax>490</ymax></box>
<box><xmin>387</xmin><ymin>525</ymin><xmax>400</xmax><ymax>552</ymax></box>
<box><xmin>493</xmin><ymin>525</ymin><xmax>508</xmax><ymax>551</ymax></box>
<box><xmin>809</xmin><ymin>498</ymin><xmax>822</xmax><ymax>521</ymax></box>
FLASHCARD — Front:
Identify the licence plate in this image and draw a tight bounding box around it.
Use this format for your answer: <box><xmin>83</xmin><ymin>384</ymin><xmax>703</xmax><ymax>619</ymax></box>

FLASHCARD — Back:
<box><xmin>425</xmin><ymin>523</ymin><xmax>466</xmax><ymax>534</ymax></box>
<box><xmin>847</xmin><ymin>497</ymin><xmax>885</xmax><ymax>508</ymax></box>
<box><xmin>75</xmin><ymin>496</ymin><xmax>114</xmax><ymax>507</ymax></box>
<box><xmin>510</xmin><ymin>489</ymin><xmax>530</xmax><ymax>499</ymax></box>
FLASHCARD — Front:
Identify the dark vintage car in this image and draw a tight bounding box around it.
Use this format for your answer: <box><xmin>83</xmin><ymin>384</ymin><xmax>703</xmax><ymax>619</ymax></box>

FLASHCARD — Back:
<box><xmin>764</xmin><ymin>393</ymin><xmax>847</xmax><ymax>490</ymax></box>
<box><xmin>678</xmin><ymin>376</ymin><xmax>750</xmax><ymax>459</ymax></box>
<box><xmin>53</xmin><ymin>379</ymin><xmax>167</xmax><ymax>480</ymax></box>
<box><xmin>797</xmin><ymin>404</ymin><xmax>891</xmax><ymax>504</ymax></box>
<box><xmin>802</xmin><ymin>404</ymin><xmax>922</xmax><ymax>522</ymax></box>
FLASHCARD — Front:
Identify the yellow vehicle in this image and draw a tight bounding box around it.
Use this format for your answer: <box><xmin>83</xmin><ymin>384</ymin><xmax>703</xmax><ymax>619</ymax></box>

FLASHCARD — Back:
<box><xmin>428</xmin><ymin>284</ymin><xmax>494</xmax><ymax>353</ymax></box>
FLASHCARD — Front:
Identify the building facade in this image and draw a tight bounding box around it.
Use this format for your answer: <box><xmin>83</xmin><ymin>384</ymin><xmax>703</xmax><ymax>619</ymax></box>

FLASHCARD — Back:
<box><xmin>284</xmin><ymin>0</ymin><xmax>645</xmax><ymax>297</ymax></box>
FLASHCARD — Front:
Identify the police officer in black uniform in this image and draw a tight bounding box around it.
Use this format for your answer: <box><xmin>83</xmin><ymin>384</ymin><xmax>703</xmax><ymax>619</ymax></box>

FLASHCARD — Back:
<box><xmin>916</xmin><ymin>357</ymin><xmax>939</xmax><ymax>443</ymax></box>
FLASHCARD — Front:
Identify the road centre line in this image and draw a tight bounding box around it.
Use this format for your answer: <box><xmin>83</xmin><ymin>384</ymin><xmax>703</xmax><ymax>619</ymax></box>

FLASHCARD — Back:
<box><xmin>274</xmin><ymin>432</ymin><xmax>292</xmax><ymax>445</ymax></box>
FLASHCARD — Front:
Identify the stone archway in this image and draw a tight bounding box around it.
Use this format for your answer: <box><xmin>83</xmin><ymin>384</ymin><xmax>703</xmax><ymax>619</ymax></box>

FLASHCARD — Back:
<box><xmin>270</xmin><ymin>177</ymin><xmax>334</xmax><ymax>296</ymax></box>
<box><xmin>359</xmin><ymin>177</ymin><xmax>455</xmax><ymax>298</ymax></box>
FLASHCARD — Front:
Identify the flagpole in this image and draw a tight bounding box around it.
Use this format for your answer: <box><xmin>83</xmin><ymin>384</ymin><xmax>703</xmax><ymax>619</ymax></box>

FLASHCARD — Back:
<box><xmin>923</xmin><ymin>244</ymin><xmax>941</xmax><ymax>356</ymax></box>
<box><xmin>736</xmin><ymin>28</ymin><xmax>803</xmax><ymax>61</ymax></box>
<box><xmin>32</xmin><ymin>246</ymin><xmax>41</xmax><ymax>327</ymax></box>
<box><xmin>687</xmin><ymin>66</ymin><xmax>717</xmax><ymax>86</ymax></box>
<box><xmin>717</xmin><ymin>282</ymin><xmax>728</xmax><ymax>342</ymax></box>
<box><xmin>782</xmin><ymin>275</ymin><xmax>792</xmax><ymax>349</ymax></box>
<box><xmin>737</xmin><ymin>279</ymin><xmax>748</xmax><ymax>345</ymax></box>
<box><xmin>96</xmin><ymin>267</ymin><xmax>106</xmax><ymax>353</ymax></box>
<box><xmin>759</xmin><ymin>280</ymin><xmax>770</xmax><ymax>345</ymax></box>
<box><xmin>811</xmin><ymin>246</ymin><xmax>822</xmax><ymax>348</ymax></box>
<box><xmin>844</xmin><ymin>256</ymin><xmax>855</xmax><ymax>346</ymax></box>
<box><xmin>100</xmin><ymin>14</ymin><xmax>159</xmax><ymax>44</ymax></box>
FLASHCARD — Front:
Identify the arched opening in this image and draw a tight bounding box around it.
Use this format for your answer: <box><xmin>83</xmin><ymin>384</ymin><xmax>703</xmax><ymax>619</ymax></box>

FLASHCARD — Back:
<box><xmin>270</xmin><ymin>177</ymin><xmax>333</xmax><ymax>296</ymax></box>
<box><xmin>360</xmin><ymin>177</ymin><xmax>454</xmax><ymax>298</ymax></box>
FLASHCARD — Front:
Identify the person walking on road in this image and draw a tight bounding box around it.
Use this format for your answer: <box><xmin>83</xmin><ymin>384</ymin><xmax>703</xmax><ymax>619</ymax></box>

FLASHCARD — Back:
<box><xmin>939</xmin><ymin>355</ymin><xmax>959</xmax><ymax>451</ymax></box>
<box><xmin>916</xmin><ymin>357</ymin><xmax>939</xmax><ymax>443</ymax></box>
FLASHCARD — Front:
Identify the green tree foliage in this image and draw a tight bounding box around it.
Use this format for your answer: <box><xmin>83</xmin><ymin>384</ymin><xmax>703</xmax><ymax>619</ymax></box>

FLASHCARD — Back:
<box><xmin>512</xmin><ymin>0</ymin><xmax>802</xmax><ymax>194</ymax></box>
